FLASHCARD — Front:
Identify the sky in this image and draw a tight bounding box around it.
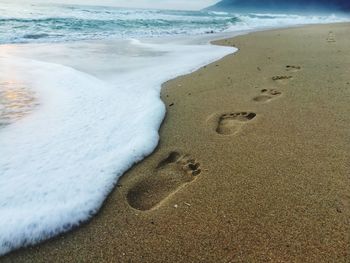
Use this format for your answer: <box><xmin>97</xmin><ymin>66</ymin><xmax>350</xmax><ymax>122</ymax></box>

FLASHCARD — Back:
<box><xmin>6</xmin><ymin>0</ymin><xmax>221</xmax><ymax>10</ymax></box>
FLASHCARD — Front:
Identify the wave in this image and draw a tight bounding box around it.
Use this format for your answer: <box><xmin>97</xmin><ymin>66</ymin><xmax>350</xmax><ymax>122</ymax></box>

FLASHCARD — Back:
<box><xmin>0</xmin><ymin>37</ymin><xmax>235</xmax><ymax>256</ymax></box>
<box><xmin>0</xmin><ymin>4</ymin><xmax>348</xmax><ymax>44</ymax></box>
<box><xmin>229</xmin><ymin>13</ymin><xmax>348</xmax><ymax>31</ymax></box>
<box><xmin>23</xmin><ymin>33</ymin><xmax>49</xmax><ymax>40</ymax></box>
<box><xmin>0</xmin><ymin>10</ymin><xmax>241</xmax><ymax>44</ymax></box>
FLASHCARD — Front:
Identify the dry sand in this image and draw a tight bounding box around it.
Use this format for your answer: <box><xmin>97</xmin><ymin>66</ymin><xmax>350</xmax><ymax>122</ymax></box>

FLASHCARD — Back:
<box><xmin>2</xmin><ymin>23</ymin><xmax>350</xmax><ymax>263</ymax></box>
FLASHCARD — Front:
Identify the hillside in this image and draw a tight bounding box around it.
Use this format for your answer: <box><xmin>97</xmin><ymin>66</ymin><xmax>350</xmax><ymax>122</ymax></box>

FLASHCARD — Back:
<box><xmin>207</xmin><ymin>0</ymin><xmax>350</xmax><ymax>13</ymax></box>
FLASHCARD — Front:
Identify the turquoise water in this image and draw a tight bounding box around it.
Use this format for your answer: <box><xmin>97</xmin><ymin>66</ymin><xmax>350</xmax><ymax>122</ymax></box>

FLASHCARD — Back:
<box><xmin>0</xmin><ymin>4</ymin><xmax>240</xmax><ymax>43</ymax></box>
<box><xmin>1</xmin><ymin>3</ymin><xmax>348</xmax><ymax>44</ymax></box>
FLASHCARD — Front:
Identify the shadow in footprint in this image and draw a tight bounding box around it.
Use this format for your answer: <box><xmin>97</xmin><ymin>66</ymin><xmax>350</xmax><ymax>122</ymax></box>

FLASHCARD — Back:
<box><xmin>127</xmin><ymin>151</ymin><xmax>201</xmax><ymax>211</ymax></box>
<box><xmin>253</xmin><ymin>89</ymin><xmax>282</xmax><ymax>103</ymax></box>
<box><xmin>216</xmin><ymin>112</ymin><xmax>256</xmax><ymax>135</ymax></box>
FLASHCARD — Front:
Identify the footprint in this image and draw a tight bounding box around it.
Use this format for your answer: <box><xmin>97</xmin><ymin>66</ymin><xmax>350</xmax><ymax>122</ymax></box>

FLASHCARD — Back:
<box><xmin>272</xmin><ymin>75</ymin><xmax>293</xmax><ymax>84</ymax></box>
<box><xmin>126</xmin><ymin>151</ymin><xmax>201</xmax><ymax>211</ymax></box>
<box><xmin>253</xmin><ymin>88</ymin><xmax>282</xmax><ymax>103</ymax></box>
<box><xmin>327</xmin><ymin>31</ymin><xmax>336</xmax><ymax>43</ymax></box>
<box><xmin>335</xmin><ymin>195</ymin><xmax>350</xmax><ymax>214</ymax></box>
<box><xmin>286</xmin><ymin>65</ymin><xmax>301</xmax><ymax>72</ymax></box>
<box><xmin>272</xmin><ymin>76</ymin><xmax>292</xmax><ymax>81</ymax></box>
<box><xmin>216</xmin><ymin>112</ymin><xmax>256</xmax><ymax>135</ymax></box>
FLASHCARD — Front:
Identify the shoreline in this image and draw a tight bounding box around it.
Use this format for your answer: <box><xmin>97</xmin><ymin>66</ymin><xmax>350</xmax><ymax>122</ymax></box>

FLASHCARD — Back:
<box><xmin>3</xmin><ymin>22</ymin><xmax>350</xmax><ymax>262</ymax></box>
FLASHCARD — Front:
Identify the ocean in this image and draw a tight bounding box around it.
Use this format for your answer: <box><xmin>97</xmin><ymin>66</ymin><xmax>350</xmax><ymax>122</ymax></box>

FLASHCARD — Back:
<box><xmin>0</xmin><ymin>2</ymin><xmax>348</xmax><ymax>255</ymax></box>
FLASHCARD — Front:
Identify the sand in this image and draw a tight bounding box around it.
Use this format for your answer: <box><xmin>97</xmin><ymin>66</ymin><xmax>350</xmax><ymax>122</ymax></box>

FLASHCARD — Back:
<box><xmin>2</xmin><ymin>23</ymin><xmax>350</xmax><ymax>263</ymax></box>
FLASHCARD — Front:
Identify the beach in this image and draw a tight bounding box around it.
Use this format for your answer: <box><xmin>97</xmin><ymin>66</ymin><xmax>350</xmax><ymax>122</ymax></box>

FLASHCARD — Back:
<box><xmin>2</xmin><ymin>22</ymin><xmax>350</xmax><ymax>262</ymax></box>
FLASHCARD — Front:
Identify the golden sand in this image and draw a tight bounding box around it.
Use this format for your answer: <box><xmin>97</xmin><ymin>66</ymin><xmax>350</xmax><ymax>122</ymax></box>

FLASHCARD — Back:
<box><xmin>2</xmin><ymin>23</ymin><xmax>350</xmax><ymax>263</ymax></box>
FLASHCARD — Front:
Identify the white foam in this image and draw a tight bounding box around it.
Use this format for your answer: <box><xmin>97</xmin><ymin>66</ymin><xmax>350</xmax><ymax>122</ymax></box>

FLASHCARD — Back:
<box><xmin>0</xmin><ymin>40</ymin><xmax>235</xmax><ymax>255</ymax></box>
<box><xmin>227</xmin><ymin>13</ymin><xmax>350</xmax><ymax>32</ymax></box>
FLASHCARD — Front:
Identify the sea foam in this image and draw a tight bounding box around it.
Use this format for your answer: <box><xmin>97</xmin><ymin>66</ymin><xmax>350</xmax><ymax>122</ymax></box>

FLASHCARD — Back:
<box><xmin>0</xmin><ymin>40</ymin><xmax>235</xmax><ymax>255</ymax></box>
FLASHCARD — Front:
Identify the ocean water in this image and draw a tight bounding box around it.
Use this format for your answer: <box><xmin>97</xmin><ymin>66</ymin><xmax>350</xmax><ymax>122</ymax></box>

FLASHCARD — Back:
<box><xmin>0</xmin><ymin>3</ymin><xmax>348</xmax><ymax>255</ymax></box>
<box><xmin>0</xmin><ymin>3</ymin><xmax>349</xmax><ymax>44</ymax></box>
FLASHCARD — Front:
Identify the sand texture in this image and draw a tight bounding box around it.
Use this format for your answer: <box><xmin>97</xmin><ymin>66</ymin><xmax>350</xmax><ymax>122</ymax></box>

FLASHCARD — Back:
<box><xmin>2</xmin><ymin>23</ymin><xmax>350</xmax><ymax>263</ymax></box>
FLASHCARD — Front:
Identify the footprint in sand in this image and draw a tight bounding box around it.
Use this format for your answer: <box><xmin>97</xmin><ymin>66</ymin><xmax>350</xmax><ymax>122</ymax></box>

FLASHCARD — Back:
<box><xmin>272</xmin><ymin>75</ymin><xmax>293</xmax><ymax>84</ymax></box>
<box><xmin>253</xmin><ymin>88</ymin><xmax>282</xmax><ymax>103</ymax></box>
<box><xmin>335</xmin><ymin>195</ymin><xmax>350</xmax><ymax>214</ymax></box>
<box><xmin>126</xmin><ymin>151</ymin><xmax>201</xmax><ymax>211</ymax></box>
<box><xmin>286</xmin><ymin>65</ymin><xmax>301</xmax><ymax>72</ymax></box>
<box><xmin>216</xmin><ymin>112</ymin><xmax>256</xmax><ymax>135</ymax></box>
<box><xmin>327</xmin><ymin>31</ymin><xmax>336</xmax><ymax>43</ymax></box>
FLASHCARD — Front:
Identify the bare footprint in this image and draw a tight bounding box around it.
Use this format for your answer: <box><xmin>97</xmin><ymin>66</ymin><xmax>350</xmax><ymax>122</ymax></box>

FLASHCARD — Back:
<box><xmin>126</xmin><ymin>151</ymin><xmax>201</xmax><ymax>211</ymax></box>
<box><xmin>272</xmin><ymin>76</ymin><xmax>292</xmax><ymax>81</ymax></box>
<box><xmin>327</xmin><ymin>31</ymin><xmax>336</xmax><ymax>43</ymax></box>
<box><xmin>253</xmin><ymin>88</ymin><xmax>282</xmax><ymax>103</ymax></box>
<box><xmin>272</xmin><ymin>75</ymin><xmax>293</xmax><ymax>84</ymax></box>
<box><xmin>286</xmin><ymin>65</ymin><xmax>301</xmax><ymax>72</ymax></box>
<box><xmin>216</xmin><ymin>112</ymin><xmax>256</xmax><ymax>135</ymax></box>
<box><xmin>335</xmin><ymin>195</ymin><xmax>350</xmax><ymax>214</ymax></box>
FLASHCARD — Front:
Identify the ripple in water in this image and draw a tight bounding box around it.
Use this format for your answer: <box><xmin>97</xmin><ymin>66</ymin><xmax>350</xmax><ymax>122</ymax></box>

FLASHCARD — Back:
<box><xmin>0</xmin><ymin>81</ymin><xmax>38</xmax><ymax>127</ymax></box>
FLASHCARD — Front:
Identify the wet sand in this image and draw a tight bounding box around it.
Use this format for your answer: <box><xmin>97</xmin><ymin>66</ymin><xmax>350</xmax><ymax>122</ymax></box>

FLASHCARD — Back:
<box><xmin>2</xmin><ymin>23</ymin><xmax>350</xmax><ymax>262</ymax></box>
